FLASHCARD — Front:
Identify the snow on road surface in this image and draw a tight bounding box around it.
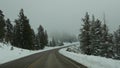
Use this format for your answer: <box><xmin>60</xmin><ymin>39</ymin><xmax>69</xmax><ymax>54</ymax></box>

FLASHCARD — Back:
<box><xmin>0</xmin><ymin>42</ymin><xmax>75</xmax><ymax>64</ymax></box>
<box><xmin>59</xmin><ymin>47</ymin><xmax>120</xmax><ymax>68</ymax></box>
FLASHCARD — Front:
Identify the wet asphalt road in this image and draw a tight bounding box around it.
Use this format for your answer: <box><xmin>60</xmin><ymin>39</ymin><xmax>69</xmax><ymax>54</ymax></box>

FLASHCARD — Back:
<box><xmin>0</xmin><ymin>48</ymin><xmax>87</xmax><ymax>68</ymax></box>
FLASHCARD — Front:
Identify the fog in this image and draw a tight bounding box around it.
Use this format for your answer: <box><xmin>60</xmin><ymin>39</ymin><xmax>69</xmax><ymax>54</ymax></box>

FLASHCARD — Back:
<box><xmin>0</xmin><ymin>0</ymin><xmax>120</xmax><ymax>36</ymax></box>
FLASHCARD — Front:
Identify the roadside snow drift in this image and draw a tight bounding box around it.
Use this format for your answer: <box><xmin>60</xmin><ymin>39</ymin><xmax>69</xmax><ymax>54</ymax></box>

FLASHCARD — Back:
<box><xmin>59</xmin><ymin>48</ymin><xmax>120</xmax><ymax>68</ymax></box>
<box><xmin>0</xmin><ymin>42</ymin><xmax>74</xmax><ymax>64</ymax></box>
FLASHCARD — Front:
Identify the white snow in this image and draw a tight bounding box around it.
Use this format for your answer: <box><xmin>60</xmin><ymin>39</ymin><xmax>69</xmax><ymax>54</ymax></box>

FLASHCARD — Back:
<box><xmin>0</xmin><ymin>42</ymin><xmax>75</xmax><ymax>64</ymax></box>
<box><xmin>2</xmin><ymin>42</ymin><xmax>119</xmax><ymax>68</ymax></box>
<box><xmin>59</xmin><ymin>45</ymin><xmax>120</xmax><ymax>68</ymax></box>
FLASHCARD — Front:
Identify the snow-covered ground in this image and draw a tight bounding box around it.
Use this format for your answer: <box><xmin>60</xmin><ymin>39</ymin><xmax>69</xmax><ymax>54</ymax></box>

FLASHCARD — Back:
<box><xmin>59</xmin><ymin>45</ymin><xmax>120</xmax><ymax>68</ymax></box>
<box><xmin>0</xmin><ymin>42</ymin><xmax>75</xmax><ymax>64</ymax></box>
<box><xmin>2</xmin><ymin>42</ymin><xmax>119</xmax><ymax>68</ymax></box>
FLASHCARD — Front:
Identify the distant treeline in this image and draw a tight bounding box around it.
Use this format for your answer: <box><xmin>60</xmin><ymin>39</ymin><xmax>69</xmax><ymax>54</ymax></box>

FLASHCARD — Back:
<box><xmin>50</xmin><ymin>32</ymin><xmax>77</xmax><ymax>43</ymax></box>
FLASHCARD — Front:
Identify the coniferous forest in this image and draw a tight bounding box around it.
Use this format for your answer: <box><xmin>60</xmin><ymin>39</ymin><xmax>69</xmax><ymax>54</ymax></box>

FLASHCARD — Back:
<box><xmin>79</xmin><ymin>12</ymin><xmax>120</xmax><ymax>60</ymax></box>
<box><xmin>0</xmin><ymin>1</ymin><xmax>120</xmax><ymax>68</ymax></box>
<box><xmin>1</xmin><ymin>9</ymin><xmax>120</xmax><ymax>60</ymax></box>
<box><xmin>0</xmin><ymin>9</ymin><xmax>48</xmax><ymax>50</ymax></box>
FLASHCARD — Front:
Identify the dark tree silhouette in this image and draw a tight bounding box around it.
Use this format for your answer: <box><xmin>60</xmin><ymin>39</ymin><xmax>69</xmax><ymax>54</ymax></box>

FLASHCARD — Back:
<box><xmin>5</xmin><ymin>19</ymin><xmax>13</xmax><ymax>44</ymax></box>
<box><xmin>0</xmin><ymin>10</ymin><xmax>6</xmax><ymax>42</ymax></box>
<box><xmin>13</xmin><ymin>9</ymin><xmax>35</xmax><ymax>50</ymax></box>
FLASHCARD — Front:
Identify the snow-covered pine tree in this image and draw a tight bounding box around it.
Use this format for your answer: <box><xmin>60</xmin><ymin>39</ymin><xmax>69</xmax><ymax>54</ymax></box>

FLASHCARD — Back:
<box><xmin>89</xmin><ymin>18</ymin><xmax>103</xmax><ymax>56</ymax></box>
<box><xmin>89</xmin><ymin>15</ymin><xmax>96</xmax><ymax>55</ymax></box>
<box><xmin>114</xmin><ymin>25</ymin><xmax>120</xmax><ymax>59</ymax></box>
<box><xmin>106</xmin><ymin>34</ymin><xmax>114</xmax><ymax>58</ymax></box>
<box><xmin>80</xmin><ymin>13</ymin><xmax>115</xmax><ymax>59</ymax></box>
<box><xmin>79</xmin><ymin>12</ymin><xmax>91</xmax><ymax>55</ymax></box>
<box><xmin>100</xmin><ymin>23</ymin><xmax>114</xmax><ymax>58</ymax></box>
<box><xmin>0</xmin><ymin>10</ymin><xmax>6</xmax><ymax>42</ymax></box>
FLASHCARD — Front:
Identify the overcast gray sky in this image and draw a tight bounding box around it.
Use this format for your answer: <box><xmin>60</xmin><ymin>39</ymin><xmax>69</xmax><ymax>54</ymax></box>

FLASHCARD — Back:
<box><xmin>0</xmin><ymin>0</ymin><xmax>120</xmax><ymax>35</ymax></box>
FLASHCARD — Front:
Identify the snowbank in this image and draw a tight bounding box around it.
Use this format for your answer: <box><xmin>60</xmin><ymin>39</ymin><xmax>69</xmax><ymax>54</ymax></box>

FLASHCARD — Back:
<box><xmin>59</xmin><ymin>48</ymin><xmax>120</xmax><ymax>68</ymax></box>
<box><xmin>0</xmin><ymin>42</ymin><xmax>76</xmax><ymax>64</ymax></box>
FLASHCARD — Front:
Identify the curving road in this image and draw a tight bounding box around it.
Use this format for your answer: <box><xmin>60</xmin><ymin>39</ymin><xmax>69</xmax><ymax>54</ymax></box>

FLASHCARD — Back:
<box><xmin>0</xmin><ymin>48</ymin><xmax>87</xmax><ymax>68</ymax></box>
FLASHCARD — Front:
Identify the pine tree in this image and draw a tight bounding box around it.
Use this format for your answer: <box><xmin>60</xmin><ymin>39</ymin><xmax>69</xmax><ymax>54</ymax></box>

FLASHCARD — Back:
<box><xmin>51</xmin><ymin>37</ymin><xmax>56</xmax><ymax>47</ymax></box>
<box><xmin>89</xmin><ymin>15</ymin><xmax>95</xmax><ymax>55</ymax></box>
<box><xmin>79</xmin><ymin>12</ymin><xmax>91</xmax><ymax>55</ymax></box>
<box><xmin>13</xmin><ymin>9</ymin><xmax>34</xmax><ymax>50</ymax></box>
<box><xmin>106</xmin><ymin>34</ymin><xmax>114</xmax><ymax>58</ymax></box>
<box><xmin>36</xmin><ymin>34</ymin><xmax>40</xmax><ymax>49</ymax></box>
<box><xmin>90</xmin><ymin>19</ymin><xmax>103</xmax><ymax>56</ymax></box>
<box><xmin>0</xmin><ymin>10</ymin><xmax>6</xmax><ymax>42</ymax></box>
<box><xmin>44</xmin><ymin>30</ymin><xmax>48</xmax><ymax>46</ymax></box>
<box><xmin>22</xmin><ymin>20</ymin><xmax>34</xmax><ymax>49</ymax></box>
<box><xmin>114</xmin><ymin>25</ymin><xmax>120</xmax><ymax>59</ymax></box>
<box><xmin>31</xmin><ymin>29</ymin><xmax>36</xmax><ymax>49</ymax></box>
<box><xmin>5</xmin><ymin>19</ymin><xmax>13</xmax><ymax>44</ymax></box>
<box><xmin>13</xmin><ymin>19</ymin><xmax>21</xmax><ymax>47</ymax></box>
<box><xmin>99</xmin><ymin>15</ymin><xmax>114</xmax><ymax>58</ymax></box>
<box><xmin>89</xmin><ymin>14</ymin><xmax>114</xmax><ymax>57</ymax></box>
<box><xmin>49</xmin><ymin>41</ymin><xmax>52</xmax><ymax>47</ymax></box>
<box><xmin>37</xmin><ymin>25</ymin><xmax>45</xmax><ymax>49</ymax></box>
<box><xmin>100</xmin><ymin>23</ymin><xmax>109</xmax><ymax>56</ymax></box>
<box><xmin>79</xmin><ymin>13</ymin><xmax>115</xmax><ymax>59</ymax></box>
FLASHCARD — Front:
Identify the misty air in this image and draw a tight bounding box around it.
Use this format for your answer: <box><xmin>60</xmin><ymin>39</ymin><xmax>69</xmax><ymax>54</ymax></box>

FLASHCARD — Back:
<box><xmin>0</xmin><ymin>0</ymin><xmax>120</xmax><ymax>68</ymax></box>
